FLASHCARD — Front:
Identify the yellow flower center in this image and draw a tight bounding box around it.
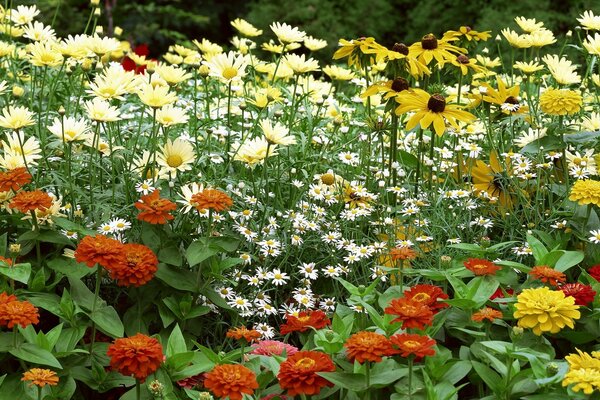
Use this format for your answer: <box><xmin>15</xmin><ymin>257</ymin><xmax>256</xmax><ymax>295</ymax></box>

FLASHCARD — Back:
<box><xmin>295</xmin><ymin>357</ymin><xmax>316</xmax><ymax>370</ymax></box>
<box><xmin>166</xmin><ymin>154</ymin><xmax>183</xmax><ymax>167</ymax></box>
<box><xmin>403</xmin><ymin>340</ymin><xmax>421</xmax><ymax>349</ymax></box>
<box><xmin>222</xmin><ymin>67</ymin><xmax>238</xmax><ymax>80</ymax></box>
<box><xmin>412</xmin><ymin>293</ymin><xmax>431</xmax><ymax>302</ymax></box>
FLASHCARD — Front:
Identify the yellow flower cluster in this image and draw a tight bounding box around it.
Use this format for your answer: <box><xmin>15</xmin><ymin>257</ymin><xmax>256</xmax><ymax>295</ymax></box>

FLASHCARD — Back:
<box><xmin>539</xmin><ymin>88</ymin><xmax>582</xmax><ymax>116</ymax></box>
<box><xmin>562</xmin><ymin>349</ymin><xmax>600</xmax><ymax>394</ymax></box>
<box><xmin>569</xmin><ymin>179</ymin><xmax>600</xmax><ymax>206</ymax></box>
<box><xmin>513</xmin><ymin>287</ymin><xmax>580</xmax><ymax>335</ymax></box>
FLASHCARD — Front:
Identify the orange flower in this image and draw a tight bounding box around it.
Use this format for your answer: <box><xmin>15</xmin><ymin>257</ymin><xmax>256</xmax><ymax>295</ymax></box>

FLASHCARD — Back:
<box><xmin>135</xmin><ymin>190</ymin><xmax>177</xmax><ymax>224</ymax></box>
<box><xmin>277</xmin><ymin>351</ymin><xmax>335</xmax><ymax>396</ymax></box>
<box><xmin>0</xmin><ymin>256</ymin><xmax>12</xmax><ymax>266</ymax></box>
<box><xmin>390</xmin><ymin>333</ymin><xmax>436</xmax><ymax>361</ymax></box>
<box><xmin>107</xmin><ymin>333</ymin><xmax>164</xmax><ymax>382</ymax></box>
<box><xmin>21</xmin><ymin>368</ymin><xmax>59</xmax><ymax>387</ymax></box>
<box><xmin>529</xmin><ymin>265</ymin><xmax>566</xmax><ymax>286</ymax></box>
<box><xmin>8</xmin><ymin>190</ymin><xmax>52</xmax><ymax>213</ymax></box>
<box><xmin>74</xmin><ymin>235</ymin><xmax>126</xmax><ymax>269</ymax></box>
<box><xmin>344</xmin><ymin>331</ymin><xmax>397</xmax><ymax>363</ymax></box>
<box><xmin>226</xmin><ymin>326</ymin><xmax>262</xmax><ymax>342</ymax></box>
<box><xmin>204</xmin><ymin>364</ymin><xmax>258</xmax><ymax>400</ymax></box>
<box><xmin>389</xmin><ymin>246</ymin><xmax>418</xmax><ymax>261</ymax></box>
<box><xmin>403</xmin><ymin>284</ymin><xmax>448</xmax><ymax>312</ymax></box>
<box><xmin>472</xmin><ymin>307</ymin><xmax>503</xmax><ymax>322</ymax></box>
<box><xmin>0</xmin><ymin>167</ymin><xmax>31</xmax><ymax>192</ymax></box>
<box><xmin>384</xmin><ymin>298</ymin><xmax>433</xmax><ymax>330</ymax></box>
<box><xmin>463</xmin><ymin>258</ymin><xmax>501</xmax><ymax>276</ymax></box>
<box><xmin>109</xmin><ymin>243</ymin><xmax>158</xmax><ymax>287</ymax></box>
<box><xmin>0</xmin><ymin>299</ymin><xmax>39</xmax><ymax>328</ymax></box>
<box><xmin>280</xmin><ymin>310</ymin><xmax>331</xmax><ymax>334</ymax></box>
<box><xmin>191</xmin><ymin>188</ymin><xmax>233</xmax><ymax>212</ymax></box>
<box><xmin>0</xmin><ymin>292</ymin><xmax>17</xmax><ymax>304</ymax></box>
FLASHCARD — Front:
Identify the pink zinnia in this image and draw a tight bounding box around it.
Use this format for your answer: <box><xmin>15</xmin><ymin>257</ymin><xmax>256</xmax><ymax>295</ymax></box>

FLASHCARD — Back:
<box><xmin>250</xmin><ymin>340</ymin><xmax>298</xmax><ymax>357</ymax></box>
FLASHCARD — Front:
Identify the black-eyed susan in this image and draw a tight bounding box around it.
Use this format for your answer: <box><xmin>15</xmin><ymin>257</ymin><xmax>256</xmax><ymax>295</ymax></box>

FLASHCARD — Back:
<box><xmin>480</xmin><ymin>76</ymin><xmax>529</xmax><ymax>115</ymax></box>
<box><xmin>395</xmin><ymin>89</ymin><xmax>475</xmax><ymax>136</ymax></box>
<box><xmin>445</xmin><ymin>26</ymin><xmax>491</xmax><ymax>42</ymax></box>
<box><xmin>361</xmin><ymin>77</ymin><xmax>410</xmax><ymax>101</ymax></box>
<box><xmin>333</xmin><ymin>37</ymin><xmax>388</xmax><ymax>68</ymax></box>
<box><xmin>470</xmin><ymin>151</ymin><xmax>515</xmax><ymax>208</ymax></box>
<box><xmin>449</xmin><ymin>54</ymin><xmax>486</xmax><ymax>76</ymax></box>
<box><xmin>386</xmin><ymin>43</ymin><xmax>431</xmax><ymax>78</ymax></box>
<box><xmin>408</xmin><ymin>33</ymin><xmax>466</xmax><ymax>67</ymax></box>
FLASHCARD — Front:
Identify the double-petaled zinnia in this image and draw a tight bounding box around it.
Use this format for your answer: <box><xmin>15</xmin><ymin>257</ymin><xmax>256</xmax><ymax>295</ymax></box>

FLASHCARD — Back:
<box><xmin>109</xmin><ymin>243</ymin><xmax>158</xmax><ymax>287</ymax></box>
<box><xmin>22</xmin><ymin>368</ymin><xmax>59</xmax><ymax>387</ymax></box>
<box><xmin>277</xmin><ymin>350</ymin><xmax>335</xmax><ymax>396</ymax></box>
<box><xmin>204</xmin><ymin>364</ymin><xmax>259</xmax><ymax>400</ymax></box>
<box><xmin>513</xmin><ymin>287</ymin><xmax>580</xmax><ymax>335</ymax></box>
<box><xmin>344</xmin><ymin>331</ymin><xmax>396</xmax><ymax>363</ymax></box>
<box><xmin>135</xmin><ymin>190</ymin><xmax>177</xmax><ymax>224</ymax></box>
<box><xmin>569</xmin><ymin>179</ymin><xmax>600</xmax><ymax>205</ymax></box>
<box><xmin>107</xmin><ymin>333</ymin><xmax>164</xmax><ymax>382</ymax></box>
<box><xmin>562</xmin><ymin>349</ymin><xmax>600</xmax><ymax>394</ymax></box>
<box><xmin>539</xmin><ymin>88</ymin><xmax>582</xmax><ymax>116</ymax></box>
<box><xmin>0</xmin><ymin>297</ymin><xmax>39</xmax><ymax>328</ymax></box>
<box><xmin>389</xmin><ymin>333</ymin><xmax>436</xmax><ymax>361</ymax></box>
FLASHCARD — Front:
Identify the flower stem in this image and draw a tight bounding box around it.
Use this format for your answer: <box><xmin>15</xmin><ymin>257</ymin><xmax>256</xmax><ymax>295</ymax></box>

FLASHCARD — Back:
<box><xmin>408</xmin><ymin>357</ymin><xmax>414</xmax><ymax>400</ymax></box>
<box><xmin>365</xmin><ymin>361</ymin><xmax>371</xmax><ymax>400</ymax></box>
<box><xmin>136</xmin><ymin>379</ymin><xmax>141</xmax><ymax>400</ymax></box>
<box><xmin>37</xmin><ymin>386</ymin><xmax>42</xmax><ymax>400</ymax></box>
<box><xmin>89</xmin><ymin>265</ymin><xmax>102</xmax><ymax>359</ymax></box>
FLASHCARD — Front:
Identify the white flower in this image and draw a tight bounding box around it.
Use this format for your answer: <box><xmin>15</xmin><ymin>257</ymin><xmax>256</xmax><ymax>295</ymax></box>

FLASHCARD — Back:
<box><xmin>135</xmin><ymin>179</ymin><xmax>155</xmax><ymax>195</ymax></box>
<box><xmin>589</xmin><ymin>230</ymin><xmax>600</xmax><ymax>244</ymax></box>
<box><xmin>268</xmin><ymin>268</ymin><xmax>290</xmax><ymax>286</ymax></box>
<box><xmin>254</xmin><ymin>323</ymin><xmax>275</xmax><ymax>339</ymax></box>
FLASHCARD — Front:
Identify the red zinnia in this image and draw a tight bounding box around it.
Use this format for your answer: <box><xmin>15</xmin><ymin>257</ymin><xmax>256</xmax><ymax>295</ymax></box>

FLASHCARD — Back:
<box><xmin>529</xmin><ymin>265</ymin><xmax>566</xmax><ymax>286</ymax></box>
<box><xmin>390</xmin><ymin>333</ymin><xmax>436</xmax><ymax>361</ymax></box>
<box><xmin>344</xmin><ymin>331</ymin><xmax>397</xmax><ymax>363</ymax></box>
<box><xmin>463</xmin><ymin>258</ymin><xmax>501</xmax><ymax>276</ymax></box>
<box><xmin>0</xmin><ymin>167</ymin><xmax>31</xmax><ymax>192</ymax></box>
<box><xmin>560</xmin><ymin>283</ymin><xmax>597</xmax><ymax>306</ymax></box>
<box><xmin>107</xmin><ymin>333</ymin><xmax>164</xmax><ymax>382</ymax></box>
<box><xmin>471</xmin><ymin>307</ymin><xmax>504</xmax><ymax>322</ymax></box>
<box><xmin>9</xmin><ymin>190</ymin><xmax>52</xmax><ymax>213</ymax></box>
<box><xmin>204</xmin><ymin>364</ymin><xmax>258</xmax><ymax>400</ymax></box>
<box><xmin>384</xmin><ymin>298</ymin><xmax>434</xmax><ymax>330</ymax></box>
<box><xmin>489</xmin><ymin>287</ymin><xmax>514</xmax><ymax>300</ymax></box>
<box><xmin>226</xmin><ymin>326</ymin><xmax>262</xmax><ymax>342</ymax></box>
<box><xmin>403</xmin><ymin>284</ymin><xmax>449</xmax><ymax>312</ymax></box>
<box><xmin>588</xmin><ymin>265</ymin><xmax>600</xmax><ymax>281</ymax></box>
<box><xmin>135</xmin><ymin>190</ymin><xmax>177</xmax><ymax>224</ymax></box>
<box><xmin>74</xmin><ymin>235</ymin><xmax>125</xmax><ymax>269</ymax></box>
<box><xmin>280</xmin><ymin>310</ymin><xmax>331</xmax><ymax>334</ymax></box>
<box><xmin>277</xmin><ymin>351</ymin><xmax>335</xmax><ymax>396</ymax></box>
<box><xmin>0</xmin><ymin>299</ymin><xmax>39</xmax><ymax>328</ymax></box>
<box><xmin>109</xmin><ymin>243</ymin><xmax>158</xmax><ymax>287</ymax></box>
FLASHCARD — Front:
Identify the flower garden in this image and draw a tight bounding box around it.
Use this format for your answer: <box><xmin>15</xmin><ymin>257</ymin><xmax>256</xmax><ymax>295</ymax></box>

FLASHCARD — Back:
<box><xmin>3</xmin><ymin>2</ymin><xmax>600</xmax><ymax>399</ymax></box>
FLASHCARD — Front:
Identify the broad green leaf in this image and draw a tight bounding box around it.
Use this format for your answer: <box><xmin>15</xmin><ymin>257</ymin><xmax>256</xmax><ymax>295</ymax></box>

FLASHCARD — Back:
<box><xmin>471</xmin><ymin>361</ymin><xmax>502</xmax><ymax>394</ymax></box>
<box><xmin>10</xmin><ymin>343</ymin><xmax>62</xmax><ymax>369</ymax></box>
<box><xmin>167</xmin><ymin>324</ymin><xmax>187</xmax><ymax>357</ymax></box>
<box><xmin>555</xmin><ymin>251</ymin><xmax>584</xmax><ymax>272</ymax></box>
<box><xmin>317</xmin><ymin>372</ymin><xmax>366</xmax><ymax>392</ymax></box>
<box><xmin>155</xmin><ymin>264</ymin><xmax>197</xmax><ymax>292</ymax></box>
<box><xmin>90</xmin><ymin>306</ymin><xmax>124</xmax><ymax>338</ymax></box>
<box><xmin>0</xmin><ymin>262</ymin><xmax>30</xmax><ymax>284</ymax></box>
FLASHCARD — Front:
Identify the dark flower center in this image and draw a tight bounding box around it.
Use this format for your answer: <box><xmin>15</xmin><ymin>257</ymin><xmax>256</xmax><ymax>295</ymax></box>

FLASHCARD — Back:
<box><xmin>456</xmin><ymin>55</ymin><xmax>470</xmax><ymax>64</ymax></box>
<box><xmin>427</xmin><ymin>94</ymin><xmax>446</xmax><ymax>113</ymax></box>
<box><xmin>391</xmin><ymin>77</ymin><xmax>409</xmax><ymax>92</ymax></box>
<box><xmin>504</xmin><ymin>96</ymin><xmax>519</xmax><ymax>104</ymax></box>
<box><xmin>392</xmin><ymin>42</ymin><xmax>409</xmax><ymax>55</ymax></box>
<box><xmin>421</xmin><ymin>34</ymin><xmax>438</xmax><ymax>50</ymax></box>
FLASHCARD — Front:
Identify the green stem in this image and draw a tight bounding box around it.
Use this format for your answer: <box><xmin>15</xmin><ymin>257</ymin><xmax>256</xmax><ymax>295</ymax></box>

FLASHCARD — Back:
<box><xmin>37</xmin><ymin>386</ymin><xmax>42</xmax><ymax>400</ymax></box>
<box><xmin>408</xmin><ymin>357</ymin><xmax>414</xmax><ymax>400</ymax></box>
<box><xmin>365</xmin><ymin>362</ymin><xmax>371</xmax><ymax>400</ymax></box>
<box><xmin>89</xmin><ymin>265</ymin><xmax>102</xmax><ymax>359</ymax></box>
<box><xmin>136</xmin><ymin>380</ymin><xmax>141</xmax><ymax>400</ymax></box>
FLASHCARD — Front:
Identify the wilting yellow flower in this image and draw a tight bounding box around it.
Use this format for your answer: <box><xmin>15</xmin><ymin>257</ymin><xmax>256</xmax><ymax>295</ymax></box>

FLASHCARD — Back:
<box><xmin>156</xmin><ymin>105</ymin><xmax>189</xmax><ymax>127</ymax></box>
<box><xmin>203</xmin><ymin>51</ymin><xmax>249</xmax><ymax>84</ymax></box>
<box><xmin>578</xmin><ymin>10</ymin><xmax>600</xmax><ymax>31</ymax></box>
<box><xmin>154</xmin><ymin>64</ymin><xmax>192</xmax><ymax>86</ymax></box>
<box><xmin>514</xmin><ymin>60</ymin><xmax>543</xmax><ymax>74</ymax></box>
<box><xmin>260</xmin><ymin>119</ymin><xmax>295</xmax><ymax>146</ymax></box>
<box><xmin>47</xmin><ymin>116</ymin><xmax>92</xmax><ymax>142</ymax></box>
<box><xmin>230</xmin><ymin>18</ymin><xmax>262</xmax><ymax>37</ymax></box>
<box><xmin>584</xmin><ymin>33</ymin><xmax>600</xmax><ymax>55</ymax></box>
<box><xmin>539</xmin><ymin>88</ymin><xmax>582</xmax><ymax>116</ymax></box>
<box><xmin>270</xmin><ymin>22</ymin><xmax>306</xmax><ymax>44</ymax></box>
<box><xmin>543</xmin><ymin>54</ymin><xmax>581</xmax><ymax>85</ymax></box>
<box><xmin>157</xmin><ymin>138</ymin><xmax>195</xmax><ymax>177</ymax></box>
<box><xmin>0</xmin><ymin>106</ymin><xmax>35</xmax><ymax>130</ymax></box>
<box><xmin>513</xmin><ymin>287</ymin><xmax>580</xmax><ymax>336</ymax></box>
<box><xmin>304</xmin><ymin>36</ymin><xmax>328</xmax><ymax>51</ymax></box>
<box><xmin>137</xmin><ymin>83</ymin><xmax>177</xmax><ymax>108</ymax></box>
<box><xmin>445</xmin><ymin>26</ymin><xmax>491</xmax><ymax>41</ymax></box>
<box><xmin>569</xmin><ymin>179</ymin><xmax>600</xmax><ymax>206</ymax></box>
<box><xmin>233</xmin><ymin>137</ymin><xmax>277</xmax><ymax>166</ymax></box>
<box><xmin>283</xmin><ymin>53</ymin><xmax>320</xmax><ymax>74</ymax></box>
<box><xmin>192</xmin><ymin>38</ymin><xmax>223</xmax><ymax>56</ymax></box>
<box><xmin>514</xmin><ymin>16</ymin><xmax>545</xmax><ymax>33</ymax></box>
<box><xmin>28</xmin><ymin>41</ymin><xmax>63</xmax><ymax>68</ymax></box>
<box><xmin>84</xmin><ymin>98</ymin><xmax>121</xmax><ymax>122</ymax></box>
<box><xmin>333</xmin><ymin>37</ymin><xmax>388</xmax><ymax>67</ymax></box>
<box><xmin>562</xmin><ymin>349</ymin><xmax>600</xmax><ymax>395</ymax></box>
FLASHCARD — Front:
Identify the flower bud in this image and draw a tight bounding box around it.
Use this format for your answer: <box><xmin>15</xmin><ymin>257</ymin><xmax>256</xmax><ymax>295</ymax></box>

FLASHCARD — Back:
<box><xmin>12</xmin><ymin>85</ymin><xmax>24</xmax><ymax>97</ymax></box>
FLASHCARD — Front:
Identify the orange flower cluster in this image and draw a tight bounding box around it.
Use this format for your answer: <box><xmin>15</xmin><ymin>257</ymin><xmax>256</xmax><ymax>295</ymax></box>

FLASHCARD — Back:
<box><xmin>390</xmin><ymin>333</ymin><xmax>436</xmax><ymax>361</ymax></box>
<box><xmin>9</xmin><ymin>190</ymin><xmax>52</xmax><ymax>213</ymax></box>
<box><xmin>472</xmin><ymin>307</ymin><xmax>503</xmax><ymax>322</ymax></box>
<box><xmin>191</xmin><ymin>188</ymin><xmax>233</xmax><ymax>212</ymax></box>
<box><xmin>529</xmin><ymin>265</ymin><xmax>566</xmax><ymax>286</ymax></box>
<box><xmin>0</xmin><ymin>293</ymin><xmax>39</xmax><ymax>328</ymax></box>
<box><xmin>107</xmin><ymin>333</ymin><xmax>164</xmax><ymax>382</ymax></box>
<box><xmin>226</xmin><ymin>326</ymin><xmax>262</xmax><ymax>342</ymax></box>
<box><xmin>280</xmin><ymin>310</ymin><xmax>331</xmax><ymax>334</ymax></box>
<box><xmin>204</xmin><ymin>364</ymin><xmax>258</xmax><ymax>400</ymax></box>
<box><xmin>21</xmin><ymin>368</ymin><xmax>59</xmax><ymax>387</ymax></box>
<box><xmin>344</xmin><ymin>331</ymin><xmax>397</xmax><ymax>363</ymax></box>
<box><xmin>277</xmin><ymin>351</ymin><xmax>335</xmax><ymax>396</ymax></box>
<box><xmin>135</xmin><ymin>190</ymin><xmax>177</xmax><ymax>224</ymax></box>
<box><xmin>109</xmin><ymin>243</ymin><xmax>158</xmax><ymax>287</ymax></box>
<box><xmin>463</xmin><ymin>258</ymin><xmax>501</xmax><ymax>276</ymax></box>
<box><xmin>0</xmin><ymin>167</ymin><xmax>31</xmax><ymax>192</ymax></box>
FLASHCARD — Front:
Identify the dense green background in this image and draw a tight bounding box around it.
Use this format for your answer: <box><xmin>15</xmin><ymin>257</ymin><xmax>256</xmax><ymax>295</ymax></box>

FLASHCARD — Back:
<box><xmin>28</xmin><ymin>0</ymin><xmax>600</xmax><ymax>57</ymax></box>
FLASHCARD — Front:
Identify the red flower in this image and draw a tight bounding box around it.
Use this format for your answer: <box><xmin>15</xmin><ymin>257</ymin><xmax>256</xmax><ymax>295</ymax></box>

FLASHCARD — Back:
<box><xmin>109</xmin><ymin>243</ymin><xmax>158</xmax><ymax>287</ymax></box>
<box><xmin>280</xmin><ymin>310</ymin><xmax>331</xmax><ymax>334</ymax></box>
<box><xmin>471</xmin><ymin>307</ymin><xmax>503</xmax><ymax>322</ymax></box>
<box><xmin>588</xmin><ymin>265</ymin><xmax>600</xmax><ymax>281</ymax></box>
<box><xmin>107</xmin><ymin>333</ymin><xmax>164</xmax><ymax>382</ymax></box>
<box><xmin>135</xmin><ymin>190</ymin><xmax>177</xmax><ymax>224</ymax></box>
<box><xmin>122</xmin><ymin>44</ymin><xmax>150</xmax><ymax>74</ymax></box>
<box><xmin>560</xmin><ymin>283</ymin><xmax>597</xmax><ymax>306</ymax></box>
<box><xmin>74</xmin><ymin>235</ymin><xmax>125</xmax><ymax>269</ymax></box>
<box><xmin>0</xmin><ymin>299</ymin><xmax>39</xmax><ymax>328</ymax></box>
<box><xmin>384</xmin><ymin>298</ymin><xmax>434</xmax><ymax>330</ymax></box>
<box><xmin>0</xmin><ymin>167</ymin><xmax>31</xmax><ymax>192</ymax></box>
<box><xmin>277</xmin><ymin>351</ymin><xmax>335</xmax><ymax>396</ymax></box>
<box><xmin>463</xmin><ymin>258</ymin><xmax>501</xmax><ymax>276</ymax></box>
<box><xmin>489</xmin><ymin>287</ymin><xmax>514</xmax><ymax>300</ymax></box>
<box><xmin>403</xmin><ymin>284</ymin><xmax>448</xmax><ymax>312</ymax></box>
<box><xmin>344</xmin><ymin>331</ymin><xmax>397</xmax><ymax>363</ymax></box>
<box><xmin>0</xmin><ymin>256</ymin><xmax>12</xmax><ymax>266</ymax></box>
<box><xmin>9</xmin><ymin>190</ymin><xmax>52</xmax><ymax>213</ymax></box>
<box><xmin>390</xmin><ymin>333</ymin><xmax>436</xmax><ymax>361</ymax></box>
<box><xmin>204</xmin><ymin>364</ymin><xmax>258</xmax><ymax>400</ymax></box>
<box><xmin>226</xmin><ymin>326</ymin><xmax>262</xmax><ymax>342</ymax></box>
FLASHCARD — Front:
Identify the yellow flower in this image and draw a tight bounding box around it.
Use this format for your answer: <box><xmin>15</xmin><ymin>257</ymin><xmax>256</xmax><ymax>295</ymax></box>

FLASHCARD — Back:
<box><xmin>480</xmin><ymin>77</ymin><xmax>529</xmax><ymax>115</ymax></box>
<box><xmin>333</xmin><ymin>37</ymin><xmax>388</xmax><ymax>68</ymax></box>
<box><xmin>514</xmin><ymin>16</ymin><xmax>545</xmax><ymax>33</ymax></box>
<box><xmin>578</xmin><ymin>10</ymin><xmax>600</xmax><ymax>31</ymax></box>
<box><xmin>283</xmin><ymin>53</ymin><xmax>320</xmax><ymax>74</ymax></box>
<box><xmin>584</xmin><ymin>33</ymin><xmax>600</xmax><ymax>55</ymax></box>
<box><xmin>543</xmin><ymin>54</ymin><xmax>581</xmax><ymax>85</ymax></box>
<box><xmin>562</xmin><ymin>349</ymin><xmax>600</xmax><ymax>395</ymax></box>
<box><xmin>539</xmin><ymin>88</ymin><xmax>582</xmax><ymax>116</ymax></box>
<box><xmin>233</xmin><ymin>137</ymin><xmax>277</xmax><ymax>166</ymax></box>
<box><xmin>408</xmin><ymin>33</ymin><xmax>465</xmax><ymax>66</ymax></box>
<box><xmin>47</xmin><ymin>116</ymin><xmax>92</xmax><ymax>142</ymax></box>
<box><xmin>84</xmin><ymin>34</ymin><xmax>121</xmax><ymax>56</ymax></box>
<box><xmin>526</xmin><ymin>29</ymin><xmax>556</xmax><ymax>47</ymax></box>
<box><xmin>514</xmin><ymin>60</ymin><xmax>543</xmax><ymax>74</ymax></box>
<box><xmin>501</xmin><ymin>28</ymin><xmax>531</xmax><ymax>48</ymax></box>
<box><xmin>9</xmin><ymin>5</ymin><xmax>40</xmax><ymax>26</ymax></box>
<box><xmin>0</xmin><ymin>41</ymin><xmax>16</xmax><ymax>57</ymax></box>
<box><xmin>513</xmin><ymin>287</ymin><xmax>580</xmax><ymax>336</ymax></box>
<box><xmin>270</xmin><ymin>22</ymin><xmax>306</xmax><ymax>44</ymax></box>
<box><xmin>449</xmin><ymin>55</ymin><xmax>486</xmax><ymax>76</ymax></box>
<box><xmin>445</xmin><ymin>26</ymin><xmax>491</xmax><ymax>41</ymax></box>
<box><xmin>23</xmin><ymin>21</ymin><xmax>56</xmax><ymax>42</ymax></box>
<box><xmin>202</xmin><ymin>51</ymin><xmax>249</xmax><ymax>84</ymax></box>
<box><xmin>28</xmin><ymin>41</ymin><xmax>63</xmax><ymax>68</ymax></box>
<box><xmin>230</xmin><ymin>18</ymin><xmax>262</xmax><ymax>37</ymax></box>
<box><xmin>394</xmin><ymin>89</ymin><xmax>475</xmax><ymax>136</ymax></box>
<box><xmin>157</xmin><ymin>138</ymin><xmax>195</xmax><ymax>177</ymax></box>
<box><xmin>231</xmin><ymin>36</ymin><xmax>256</xmax><ymax>55</ymax></box>
<box><xmin>260</xmin><ymin>119</ymin><xmax>295</xmax><ymax>146</ymax></box>
<box><xmin>0</xmin><ymin>106</ymin><xmax>35</xmax><ymax>130</ymax></box>
<box><xmin>1</xmin><ymin>130</ymin><xmax>42</xmax><ymax>167</ymax></box>
<box><xmin>470</xmin><ymin>151</ymin><xmax>515</xmax><ymax>208</ymax></box>
<box><xmin>163</xmin><ymin>53</ymin><xmax>183</xmax><ymax>65</ymax></box>
<box><xmin>155</xmin><ymin>105</ymin><xmax>189</xmax><ymax>127</ymax></box>
<box><xmin>137</xmin><ymin>83</ymin><xmax>177</xmax><ymax>108</ymax></box>
<box><xmin>83</xmin><ymin>98</ymin><xmax>121</xmax><ymax>122</ymax></box>
<box><xmin>192</xmin><ymin>38</ymin><xmax>223</xmax><ymax>56</ymax></box>
<box><xmin>304</xmin><ymin>36</ymin><xmax>327</xmax><ymax>51</ymax></box>
<box><xmin>569</xmin><ymin>179</ymin><xmax>600</xmax><ymax>205</ymax></box>
<box><xmin>322</xmin><ymin>65</ymin><xmax>355</xmax><ymax>81</ymax></box>
<box><xmin>154</xmin><ymin>64</ymin><xmax>192</xmax><ymax>86</ymax></box>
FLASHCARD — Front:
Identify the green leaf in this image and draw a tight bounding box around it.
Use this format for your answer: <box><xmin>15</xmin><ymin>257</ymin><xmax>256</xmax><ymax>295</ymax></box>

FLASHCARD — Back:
<box><xmin>167</xmin><ymin>324</ymin><xmax>187</xmax><ymax>358</ymax></box>
<box><xmin>10</xmin><ymin>343</ymin><xmax>62</xmax><ymax>368</ymax></box>
<box><xmin>91</xmin><ymin>305</ymin><xmax>124</xmax><ymax>339</ymax></box>
<box><xmin>155</xmin><ymin>264</ymin><xmax>197</xmax><ymax>292</ymax></box>
<box><xmin>526</xmin><ymin>233</ymin><xmax>547</xmax><ymax>264</ymax></box>
<box><xmin>0</xmin><ymin>262</ymin><xmax>30</xmax><ymax>284</ymax></box>
<box><xmin>47</xmin><ymin>257</ymin><xmax>92</xmax><ymax>280</ymax></box>
<box><xmin>317</xmin><ymin>372</ymin><xmax>366</xmax><ymax>391</ymax></box>
<box><xmin>158</xmin><ymin>246</ymin><xmax>183</xmax><ymax>267</ymax></box>
<box><xmin>467</xmin><ymin>276</ymin><xmax>499</xmax><ymax>307</ymax></box>
<box><xmin>398</xmin><ymin>150</ymin><xmax>418</xmax><ymax>169</ymax></box>
<box><xmin>555</xmin><ymin>251</ymin><xmax>584</xmax><ymax>272</ymax></box>
<box><xmin>37</xmin><ymin>230</ymin><xmax>74</xmax><ymax>246</ymax></box>
<box><xmin>471</xmin><ymin>361</ymin><xmax>502</xmax><ymax>394</ymax></box>
<box><xmin>0</xmin><ymin>233</ymin><xmax>6</xmax><ymax>257</ymax></box>
<box><xmin>186</xmin><ymin>240</ymin><xmax>220</xmax><ymax>267</ymax></box>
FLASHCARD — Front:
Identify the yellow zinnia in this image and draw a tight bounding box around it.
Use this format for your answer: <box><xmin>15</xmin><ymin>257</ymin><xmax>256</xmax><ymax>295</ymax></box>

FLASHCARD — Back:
<box><xmin>539</xmin><ymin>88</ymin><xmax>582</xmax><ymax>116</ymax></box>
<box><xmin>562</xmin><ymin>349</ymin><xmax>600</xmax><ymax>395</ymax></box>
<box><xmin>569</xmin><ymin>179</ymin><xmax>600</xmax><ymax>206</ymax></box>
<box><xmin>513</xmin><ymin>287</ymin><xmax>580</xmax><ymax>336</ymax></box>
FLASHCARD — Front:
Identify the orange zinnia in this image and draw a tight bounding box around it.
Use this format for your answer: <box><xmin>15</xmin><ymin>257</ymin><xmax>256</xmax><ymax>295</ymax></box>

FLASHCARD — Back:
<box><xmin>191</xmin><ymin>188</ymin><xmax>233</xmax><ymax>212</ymax></box>
<box><xmin>403</xmin><ymin>284</ymin><xmax>449</xmax><ymax>312</ymax></box>
<box><xmin>0</xmin><ymin>299</ymin><xmax>39</xmax><ymax>328</ymax></box>
<box><xmin>344</xmin><ymin>331</ymin><xmax>397</xmax><ymax>363</ymax></box>
<box><xmin>107</xmin><ymin>333</ymin><xmax>164</xmax><ymax>382</ymax></box>
<box><xmin>21</xmin><ymin>368</ymin><xmax>59</xmax><ymax>387</ymax></box>
<box><xmin>463</xmin><ymin>258</ymin><xmax>501</xmax><ymax>276</ymax></box>
<box><xmin>204</xmin><ymin>364</ymin><xmax>258</xmax><ymax>400</ymax></box>
<box><xmin>529</xmin><ymin>265</ymin><xmax>566</xmax><ymax>286</ymax></box>
<box><xmin>390</xmin><ymin>333</ymin><xmax>436</xmax><ymax>361</ymax></box>
<box><xmin>226</xmin><ymin>326</ymin><xmax>262</xmax><ymax>342</ymax></box>
<box><xmin>280</xmin><ymin>310</ymin><xmax>331</xmax><ymax>334</ymax></box>
<box><xmin>0</xmin><ymin>167</ymin><xmax>31</xmax><ymax>192</ymax></box>
<box><xmin>135</xmin><ymin>189</ymin><xmax>177</xmax><ymax>224</ymax></box>
<box><xmin>277</xmin><ymin>351</ymin><xmax>335</xmax><ymax>396</ymax></box>
<box><xmin>74</xmin><ymin>234</ymin><xmax>126</xmax><ymax>269</ymax></box>
<box><xmin>472</xmin><ymin>307</ymin><xmax>503</xmax><ymax>322</ymax></box>
<box><xmin>384</xmin><ymin>298</ymin><xmax>433</xmax><ymax>330</ymax></box>
<box><xmin>0</xmin><ymin>292</ymin><xmax>17</xmax><ymax>304</ymax></box>
<box><xmin>109</xmin><ymin>243</ymin><xmax>158</xmax><ymax>287</ymax></box>
<box><xmin>9</xmin><ymin>190</ymin><xmax>52</xmax><ymax>213</ymax></box>
<box><xmin>389</xmin><ymin>246</ymin><xmax>418</xmax><ymax>261</ymax></box>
